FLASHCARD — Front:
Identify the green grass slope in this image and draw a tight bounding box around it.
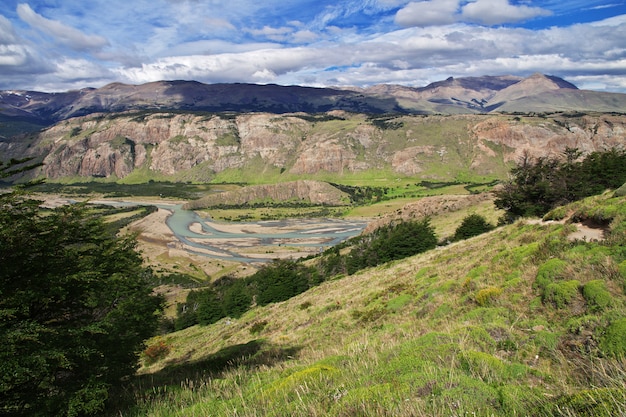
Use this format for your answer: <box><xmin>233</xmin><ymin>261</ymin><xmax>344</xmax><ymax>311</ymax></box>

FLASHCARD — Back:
<box><xmin>121</xmin><ymin>192</ymin><xmax>626</xmax><ymax>416</ymax></box>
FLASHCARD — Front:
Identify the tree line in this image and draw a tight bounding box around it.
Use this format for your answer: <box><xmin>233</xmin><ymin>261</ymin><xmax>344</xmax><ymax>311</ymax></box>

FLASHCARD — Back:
<box><xmin>494</xmin><ymin>147</ymin><xmax>626</xmax><ymax>220</ymax></box>
<box><xmin>175</xmin><ymin>219</ymin><xmax>439</xmax><ymax>329</ymax></box>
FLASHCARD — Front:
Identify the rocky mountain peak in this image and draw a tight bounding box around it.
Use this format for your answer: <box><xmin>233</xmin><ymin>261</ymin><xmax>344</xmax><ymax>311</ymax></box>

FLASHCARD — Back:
<box><xmin>489</xmin><ymin>73</ymin><xmax>578</xmax><ymax>104</ymax></box>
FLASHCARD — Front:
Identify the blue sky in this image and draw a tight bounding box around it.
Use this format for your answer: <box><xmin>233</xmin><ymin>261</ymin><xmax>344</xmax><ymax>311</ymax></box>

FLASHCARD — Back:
<box><xmin>0</xmin><ymin>0</ymin><xmax>625</xmax><ymax>92</ymax></box>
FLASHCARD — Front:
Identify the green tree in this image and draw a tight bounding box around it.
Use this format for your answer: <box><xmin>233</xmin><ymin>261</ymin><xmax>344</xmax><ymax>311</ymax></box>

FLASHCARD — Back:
<box><xmin>495</xmin><ymin>148</ymin><xmax>626</xmax><ymax>219</ymax></box>
<box><xmin>222</xmin><ymin>279</ymin><xmax>252</xmax><ymax>318</ymax></box>
<box><xmin>195</xmin><ymin>287</ymin><xmax>225</xmax><ymax>325</ymax></box>
<box><xmin>453</xmin><ymin>214</ymin><xmax>494</xmax><ymax>241</ymax></box>
<box><xmin>344</xmin><ymin>219</ymin><xmax>437</xmax><ymax>274</ymax></box>
<box><xmin>0</xmin><ymin>192</ymin><xmax>162</xmax><ymax>416</ymax></box>
<box><xmin>254</xmin><ymin>260</ymin><xmax>313</xmax><ymax>306</ymax></box>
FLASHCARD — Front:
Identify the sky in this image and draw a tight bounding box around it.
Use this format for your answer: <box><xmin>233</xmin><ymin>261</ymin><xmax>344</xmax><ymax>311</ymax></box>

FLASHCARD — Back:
<box><xmin>0</xmin><ymin>0</ymin><xmax>625</xmax><ymax>92</ymax></box>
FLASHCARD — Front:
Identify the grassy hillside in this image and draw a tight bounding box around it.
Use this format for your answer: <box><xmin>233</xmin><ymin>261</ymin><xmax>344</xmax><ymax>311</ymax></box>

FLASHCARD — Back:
<box><xmin>114</xmin><ymin>190</ymin><xmax>626</xmax><ymax>416</ymax></box>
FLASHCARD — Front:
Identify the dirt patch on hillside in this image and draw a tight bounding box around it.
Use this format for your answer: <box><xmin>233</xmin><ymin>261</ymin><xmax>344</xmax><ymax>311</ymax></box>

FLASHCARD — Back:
<box><xmin>364</xmin><ymin>193</ymin><xmax>493</xmax><ymax>233</ymax></box>
<box><xmin>526</xmin><ymin>217</ymin><xmax>608</xmax><ymax>242</ymax></box>
<box><xmin>566</xmin><ymin>219</ymin><xmax>608</xmax><ymax>241</ymax></box>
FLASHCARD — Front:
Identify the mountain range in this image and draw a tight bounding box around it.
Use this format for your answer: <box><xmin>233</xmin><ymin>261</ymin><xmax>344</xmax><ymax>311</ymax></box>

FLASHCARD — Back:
<box><xmin>1</xmin><ymin>73</ymin><xmax>625</xmax><ymax>130</ymax></box>
<box><xmin>2</xmin><ymin>73</ymin><xmax>626</xmax><ymax>184</ymax></box>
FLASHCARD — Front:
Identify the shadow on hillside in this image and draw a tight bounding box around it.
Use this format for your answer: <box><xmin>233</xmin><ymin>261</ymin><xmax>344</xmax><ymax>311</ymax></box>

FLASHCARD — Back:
<box><xmin>138</xmin><ymin>339</ymin><xmax>301</xmax><ymax>386</ymax></box>
<box><xmin>110</xmin><ymin>340</ymin><xmax>302</xmax><ymax>415</ymax></box>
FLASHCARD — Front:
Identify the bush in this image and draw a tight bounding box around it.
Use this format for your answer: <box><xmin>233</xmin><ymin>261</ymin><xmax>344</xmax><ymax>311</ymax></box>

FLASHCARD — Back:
<box><xmin>254</xmin><ymin>260</ymin><xmax>313</xmax><ymax>306</ymax></box>
<box><xmin>542</xmin><ymin>280</ymin><xmax>580</xmax><ymax>308</ymax></box>
<box><xmin>143</xmin><ymin>339</ymin><xmax>171</xmax><ymax>364</ymax></box>
<box><xmin>453</xmin><ymin>214</ymin><xmax>494</xmax><ymax>241</ymax></box>
<box><xmin>582</xmin><ymin>280</ymin><xmax>612</xmax><ymax>312</ymax></box>
<box><xmin>495</xmin><ymin>148</ymin><xmax>626</xmax><ymax>218</ymax></box>
<box><xmin>535</xmin><ymin>258</ymin><xmax>568</xmax><ymax>291</ymax></box>
<box><xmin>599</xmin><ymin>318</ymin><xmax>626</xmax><ymax>357</ymax></box>
<box><xmin>475</xmin><ymin>287</ymin><xmax>503</xmax><ymax>306</ymax></box>
<box><xmin>343</xmin><ymin>218</ymin><xmax>437</xmax><ymax>274</ymax></box>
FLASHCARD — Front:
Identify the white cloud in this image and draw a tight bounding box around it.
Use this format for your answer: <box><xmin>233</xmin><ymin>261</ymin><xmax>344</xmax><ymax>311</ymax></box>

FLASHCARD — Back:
<box><xmin>396</xmin><ymin>0</ymin><xmax>552</xmax><ymax>27</ymax></box>
<box><xmin>247</xmin><ymin>26</ymin><xmax>294</xmax><ymax>41</ymax></box>
<box><xmin>395</xmin><ymin>0</ymin><xmax>460</xmax><ymax>27</ymax></box>
<box><xmin>17</xmin><ymin>3</ymin><xmax>108</xmax><ymax>52</ymax></box>
<box><xmin>0</xmin><ymin>15</ymin><xmax>28</xmax><ymax>66</ymax></box>
<box><xmin>291</xmin><ymin>30</ymin><xmax>319</xmax><ymax>44</ymax></box>
<box><xmin>0</xmin><ymin>0</ymin><xmax>625</xmax><ymax>93</ymax></box>
<box><xmin>0</xmin><ymin>13</ymin><xmax>51</xmax><ymax>82</ymax></box>
<box><xmin>245</xmin><ymin>24</ymin><xmax>320</xmax><ymax>44</ymax></box>
<box><xmin>589</xmin><ymin>14</ymin><xmax>626</xmax><ymax>27</ymax></box>
<box><xmin>461</xmin><ymin>0</ymin><xmax>552</xmax><ymax>25</ymax></box>
<box><xmin>52</xmin><ymin>58</ymin><xmax>113</xmax><ymax>82</ymax></box>
<box><xmin>203</xmin><ymin>18</ymin><xmax>236</xmax><ymax>31</ymax></box>
<box><xmin>106</xmin><ymin>17</ymin><xmax>626</xmax><ymax>93</ymax></box>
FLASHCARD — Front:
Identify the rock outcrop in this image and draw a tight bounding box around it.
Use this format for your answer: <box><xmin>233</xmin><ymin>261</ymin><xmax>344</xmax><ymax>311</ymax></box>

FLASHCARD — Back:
<box><xmin>4</xmin><ymin>111</ymin><xmax>626</xmax><ymax>183</ymax></box>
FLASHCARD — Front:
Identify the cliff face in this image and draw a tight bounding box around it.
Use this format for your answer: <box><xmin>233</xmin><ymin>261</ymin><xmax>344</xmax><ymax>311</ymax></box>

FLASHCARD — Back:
<box><xmin>8</xmin><ymin>111</ymin><xmax>626</xmax><ymax>182</ymax></box>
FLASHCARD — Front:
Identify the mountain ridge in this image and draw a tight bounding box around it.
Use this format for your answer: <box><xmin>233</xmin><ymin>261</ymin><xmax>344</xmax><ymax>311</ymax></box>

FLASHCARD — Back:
<box><xmin>1</xmin><ymin>74</ymin><xmax>625</xmax><ymax>132</ymax></box>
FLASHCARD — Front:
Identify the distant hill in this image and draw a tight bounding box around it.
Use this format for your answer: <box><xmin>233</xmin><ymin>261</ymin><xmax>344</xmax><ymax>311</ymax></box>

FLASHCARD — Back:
<box><xmin>1</xmin><ymin>74</ymin><xmax>625</xmax><ymax>134</ymax></box>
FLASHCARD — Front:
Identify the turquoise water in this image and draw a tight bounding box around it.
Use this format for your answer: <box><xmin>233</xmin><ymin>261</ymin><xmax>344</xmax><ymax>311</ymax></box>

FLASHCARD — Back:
<box><xmin>102</xmin><ymin>200</ymin><xmax>365</xmax><ymax>263</ymax></box>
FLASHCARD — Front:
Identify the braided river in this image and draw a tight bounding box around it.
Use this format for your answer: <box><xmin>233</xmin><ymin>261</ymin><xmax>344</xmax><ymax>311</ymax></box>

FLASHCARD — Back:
<box><xmin>103</xmin><ymin>200</ymin><xmax>366</xmax><ymax>263</ymax></box>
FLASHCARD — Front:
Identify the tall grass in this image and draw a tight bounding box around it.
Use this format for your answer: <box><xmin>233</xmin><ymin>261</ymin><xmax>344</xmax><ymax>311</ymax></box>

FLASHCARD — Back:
<box><xmin>113</xmin><ymin>192</ymin><xmax>626</xmax><ymax>416</ymax></box>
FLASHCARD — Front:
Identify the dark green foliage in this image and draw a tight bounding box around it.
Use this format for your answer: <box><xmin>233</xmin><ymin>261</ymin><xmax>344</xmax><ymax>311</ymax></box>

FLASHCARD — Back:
<box><xmin>453</xmin><ymin>213</ymin><xmax>494</xmax><ymax>241</ymax></box>
<box><xmin>176</xmin><ymin>261</ymin><xmax>320</xmax><ymax>329</ymax></box>
<box><xmin>253</xmin><ymin>259</ymin><xmax>315</xmax><ymax>306</ymax></box>
<box><xmin>175</xmin><ymin>287</ymin><xmax>225</xmax><ymax>329</ymax></box>
<box><xmin>495</xmin><ymin>148</ymin><xmax>626</xmax><ymax>219</ymax></box>
<box><xmin>195</xmin><ymin>287</ymin><xmax>224</xmax><ymax>325</ymax></box>
<box><xmin>222</xmin><ymin>279</ymin><xmax>253</xmax><ymax>318</ymax></box>
<box><xmin>344</xmin><ymin>219</ymin><xmax>437</xmax><ymax>274</ymax></box>
<box><xmin>329</xmin><ymin>183</ymin><xmax>388</xmax><ymax>204</ymax></box>
<box><xmin>0</xmin><ymin>193</ymin><xmax>162</xmax><ymax>416</ymax></box>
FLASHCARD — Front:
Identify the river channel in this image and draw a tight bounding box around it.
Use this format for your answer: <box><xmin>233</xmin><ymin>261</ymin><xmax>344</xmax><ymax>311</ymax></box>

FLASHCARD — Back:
<box><xmin>102</xmin><ymin>200</ymin><xmax>366</xmax><ymax>263</ymax></box>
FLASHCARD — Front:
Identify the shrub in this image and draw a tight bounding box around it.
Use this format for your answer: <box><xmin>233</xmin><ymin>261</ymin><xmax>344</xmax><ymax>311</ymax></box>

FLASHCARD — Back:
<box><xmin>494</xmin><ymin>148</ymin><xmax>626</xmax><ymax>218</ymax></box>
<box><xmin>599</xmin><ymin>318</ymin><xmax>626</xmax><ymax>357</ymax></box>
<box><xmin>254</xmin><ymin>259</ymin><xmax>313</xmax><ymax>306</ymax></box>
<box><xmin>143</xmin><ymin>339</ymin><xmax>171</xmax><ymax>364</ymax></box>
<box><xmin>535</xmin><ymin>258</ymin><xmax>568</xmax><ymax>291</ymax></box>
<box><xmin>542</xmin><ymin>280</ymin><xmax>580</xmax><ymax>308</ymax></box>
<box><xmin>582</xmin><ymin>280</ymin><xmax>612</xmax><ymax>312</ymax></box>
<box><xmin>249</xmin><ymin>320</ymin><xmax>268</xmax><ymax>335</ymax></box>
<box><xmin>475</xmin><ymin>287</ymin><xmax>502</xmax><ymax>306</ymax></box>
